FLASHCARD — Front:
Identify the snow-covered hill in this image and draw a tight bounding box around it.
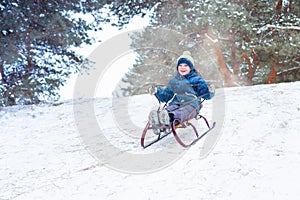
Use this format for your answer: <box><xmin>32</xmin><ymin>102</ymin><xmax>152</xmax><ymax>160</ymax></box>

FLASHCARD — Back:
<box><xmin>1</xmin><ymin>81</ymin><xmax>300</xmax><ymax>200</ymax></box>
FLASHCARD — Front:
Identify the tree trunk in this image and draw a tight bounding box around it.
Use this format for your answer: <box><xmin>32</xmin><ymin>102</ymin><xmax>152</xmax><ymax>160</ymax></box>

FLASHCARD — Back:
<box><xmin>0</xmin><ymin>64</ymin><xmax>8</xmax><ymax>85</ymax></box>
<box><xmin>230</xmin><ymin>28</ymin><xmax>239</xmax><ymax>76</ymax></box>
<box><xmin>266</xmin><ymin>62</ymin><xmax>277</xmax><ymax>84</ymax></box>
<box><xmin>240</xmin><ymin>52</ymin><xmax>253</xmax><ymax>85</ymax></box>
<box><xmin>276</xmin><ymin>0</ymin><xmax>283</xmax><ymax>15</ymax></box>
<box><xmin>204</xmin><ymin>29</ymin><xmax>233</xmax><ymax>86</ymax></box>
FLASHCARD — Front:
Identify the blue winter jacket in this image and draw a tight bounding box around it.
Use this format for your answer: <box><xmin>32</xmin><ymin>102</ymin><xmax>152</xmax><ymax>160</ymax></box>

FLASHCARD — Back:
<box><xmin>155</xmin><ymin>70</ymin><xmax>212</xmax><ymax>108</ymax></box>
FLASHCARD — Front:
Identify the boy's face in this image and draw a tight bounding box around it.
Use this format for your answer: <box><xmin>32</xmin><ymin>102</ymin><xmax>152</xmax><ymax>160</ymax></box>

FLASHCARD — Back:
<box><xmin>178</xmin><ymin>63</ymin><xmax>191</xmax><ymax>76</ymax></box>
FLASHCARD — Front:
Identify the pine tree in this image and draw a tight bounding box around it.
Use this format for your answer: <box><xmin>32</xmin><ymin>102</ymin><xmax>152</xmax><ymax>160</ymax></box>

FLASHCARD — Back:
<box><xmin>0</xmin><ymin>1</ymin><xmax>104</xmax><ymax>106</ymax></box>
<box><xmin>120</xmin><ymin>0</ymin><xmax>300</xmax><ymax>95</ymax></box>
<box><xmin>0</xmin><ymin>0</ymin><xmax>155</xmax><ymax>106</ymax></box>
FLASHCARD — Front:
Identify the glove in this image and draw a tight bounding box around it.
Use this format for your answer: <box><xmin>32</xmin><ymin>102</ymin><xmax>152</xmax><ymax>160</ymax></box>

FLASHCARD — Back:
<box><xmin>149</xmin><ymin>85</ymin><xmax>157</xmax><ymax>95</ymax></box>
<box><xmin>208</xmin><ymin>83</ymin><xmax>215</xmax><ymax>98</ymax></box>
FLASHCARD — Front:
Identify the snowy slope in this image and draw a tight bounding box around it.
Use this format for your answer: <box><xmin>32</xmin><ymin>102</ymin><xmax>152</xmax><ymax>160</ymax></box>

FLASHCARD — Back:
<box><xmin>1</xmin><ymin>81</ymin><xmax>300</xmax><ymax>200</ymax></box>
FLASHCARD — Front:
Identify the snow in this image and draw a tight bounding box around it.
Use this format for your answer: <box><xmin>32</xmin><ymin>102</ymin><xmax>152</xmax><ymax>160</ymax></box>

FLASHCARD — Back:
<box><xmin>1</xmin><ymin>81</ymin><xmax>300</xmax><ymax>200</ymax></box>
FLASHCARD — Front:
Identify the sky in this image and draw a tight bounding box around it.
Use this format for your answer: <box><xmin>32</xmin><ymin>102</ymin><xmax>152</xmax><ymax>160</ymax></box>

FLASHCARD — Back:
<box><xmin>1</xmin><ymin>81</ymin><xmax>300</xmax><ymax>199</ymax></box>
<box><xmin>59</xmin><ymin>15</ymin><xmax>151</xmax><ymax>100</ymax></box>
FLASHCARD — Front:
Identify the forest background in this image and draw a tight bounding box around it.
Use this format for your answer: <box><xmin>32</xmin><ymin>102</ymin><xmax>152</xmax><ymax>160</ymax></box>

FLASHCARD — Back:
<box><xmin>0</xmin><ymin>0</ymin><xmax>299</xmax><ymax>106</ymax></box>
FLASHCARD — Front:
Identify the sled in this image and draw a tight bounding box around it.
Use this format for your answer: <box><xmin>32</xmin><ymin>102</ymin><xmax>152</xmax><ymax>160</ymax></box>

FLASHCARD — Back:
<box><xmin>141</xmin><ymin>98</ymin><xmax>216</xmax><ymax>148</ymax></box>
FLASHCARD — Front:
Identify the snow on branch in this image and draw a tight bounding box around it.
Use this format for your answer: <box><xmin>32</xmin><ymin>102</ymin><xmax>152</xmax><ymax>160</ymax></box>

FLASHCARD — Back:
<box><xmin>277</xmin><ymin>66</ymin><xmax>300</xmax><ymax>75</ymax></box>
<box><xmin>204</xmin><ymin>33</ymin><xmax>218</xmax><ymax>43</ymax></box>
<box><xmin>259</xmin><ymin>24</ymin><xmax>300</xmax><ymax>33</ymax></box>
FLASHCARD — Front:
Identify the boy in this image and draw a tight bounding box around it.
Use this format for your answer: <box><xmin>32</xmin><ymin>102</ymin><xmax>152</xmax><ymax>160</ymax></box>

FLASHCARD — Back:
<box><xmin>149</xmin><ymin>51</ymin><xmax>214</xmax><ymax>133</ymax></box>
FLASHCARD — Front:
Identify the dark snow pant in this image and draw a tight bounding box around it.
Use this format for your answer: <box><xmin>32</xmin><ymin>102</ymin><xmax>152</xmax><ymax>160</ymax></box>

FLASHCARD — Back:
<box><xmin>166</xmin><ymin>104</ymin><xmax>197</xmax><ymax>124</ymax></box>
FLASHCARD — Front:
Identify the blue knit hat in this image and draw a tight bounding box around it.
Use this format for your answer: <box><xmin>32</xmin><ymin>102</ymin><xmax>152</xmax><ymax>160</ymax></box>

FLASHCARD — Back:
<box><xmin>177</xmin><ymin>51</ymin><xmax>195</xmax><ymax>70</ymax></box>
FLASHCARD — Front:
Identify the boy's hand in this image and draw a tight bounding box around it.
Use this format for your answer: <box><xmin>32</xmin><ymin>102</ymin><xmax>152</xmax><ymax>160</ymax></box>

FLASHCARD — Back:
<box><xmin>149</xmin><ymin>85</ymin><xmax>157</xmax><ymax>95</ymax></box>
<box><xmin>208</xmin><ymin>84</ymin><xmax>215</xmax><ymax>98</ymax></box>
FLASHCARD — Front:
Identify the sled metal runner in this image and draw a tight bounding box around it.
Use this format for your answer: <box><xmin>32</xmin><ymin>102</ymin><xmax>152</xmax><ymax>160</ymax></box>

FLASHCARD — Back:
<box><xmin>141</xmin><ymin>114</ymin><xmax>216</xmax><ymax>148</ymax></box>
<box><xmin>140</xmin><ymin>123</ymin><xmax>172</xmax><ymax>149</ymax></box>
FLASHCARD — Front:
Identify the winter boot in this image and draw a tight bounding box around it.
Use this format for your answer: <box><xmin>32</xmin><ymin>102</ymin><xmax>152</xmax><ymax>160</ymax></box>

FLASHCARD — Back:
<box><xmin>148</xmin><ymin>110</ymin><xmax>160</xmax><ymax>135</ymax></box>
<box><xmin>158</xmin><ymin>109</ymin><xmax>170</xmax><ymax>125</ymax></box>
